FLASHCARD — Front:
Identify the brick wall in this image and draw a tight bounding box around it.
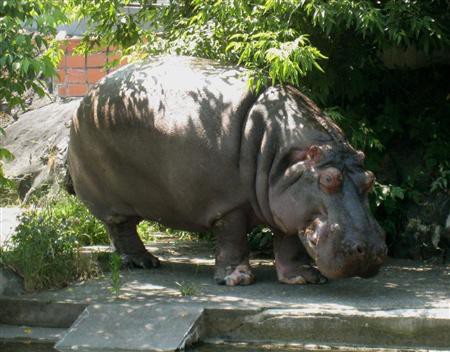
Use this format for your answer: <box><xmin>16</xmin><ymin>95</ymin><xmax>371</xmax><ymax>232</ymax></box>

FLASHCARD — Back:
<box><xmin>55</xmin><ymin>38</ymin><xmax>126</xmax><ymax>97</ymax></box>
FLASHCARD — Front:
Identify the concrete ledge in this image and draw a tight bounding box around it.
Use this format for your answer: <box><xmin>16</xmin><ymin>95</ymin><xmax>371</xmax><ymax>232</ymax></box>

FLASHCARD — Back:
<box><xmin>0</xmin><ymin>298</ymin><xmax>86</xmax><ymax>328</ymax></box>
<box><xmin>202</xmin><ymin>308</ymin><xmax>450</xmax><ymax>349</ymax></box>
<box><xmin>0</xmin><ymin>324</ymin><xmax>65</xmax><ymax>344</ymax></box>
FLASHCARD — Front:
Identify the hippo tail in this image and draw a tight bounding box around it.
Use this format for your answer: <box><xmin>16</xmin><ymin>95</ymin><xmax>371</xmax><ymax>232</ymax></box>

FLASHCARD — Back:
<box><xmin>64</xmin><ymin>162</ymin><xmax>76</xmax><ymax>196</ymax></box>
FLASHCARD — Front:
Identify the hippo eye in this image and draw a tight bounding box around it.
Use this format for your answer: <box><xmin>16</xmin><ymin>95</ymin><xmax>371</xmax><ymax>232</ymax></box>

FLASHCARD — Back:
<box><xmin>319</xmin><ymin>167</ymin><xmax>342</xmax><ymax>193</ymax></box>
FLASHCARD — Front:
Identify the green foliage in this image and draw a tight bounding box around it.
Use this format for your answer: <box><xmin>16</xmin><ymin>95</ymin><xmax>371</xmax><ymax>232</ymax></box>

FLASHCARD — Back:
<box><xmin>137</xmin><ymin>221</ymin><xmax>156</xmax><ymax>243</ymax></box>
<box><xmin>0</xmin><ymin>0</ymin><xmax>66</xmax><ymax>109</ymax></box>
<box><xmin>0</xmin><ymin>0</ymin><xmax>67</xmax><ymax>195</ymax></box>
<box><xmin>136</xmin><ymin>219</ymin><xmax>212</xmax><ymax>242</ymax></box>
<box><xmin>431</xmin><ymin>162</ymin><xmax>450</xmax><ymax>193</ymax></box>
<box><xmin>0</xmin><ymin>127</ymin><xmax>15</xmax><ymax>189</ymax></box>
<box><xmin>0</xmin><ymin>205</ymin><xmax>101</xmax><ymax>291</ymax></box>
<box><xmin>0</xmin><ymin>193</ymin><xmax>108</xmax><ymax>291</ymax></box>
<box><xmin>34</xmin><ymin>193</ymin><xmax>110</xmax><ymax>246</ymax></box>
<box><xmin>248</xmin><ymin>226</ymin><xmax>273</xmax><ymax>253</ymax></box>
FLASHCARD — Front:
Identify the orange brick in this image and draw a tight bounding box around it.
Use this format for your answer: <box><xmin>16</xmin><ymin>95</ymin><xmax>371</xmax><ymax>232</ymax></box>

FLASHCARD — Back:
<box><xmin>57</xmin><ymin>85</ymin><xmax>67</xmax><ymax>97</ymax></box>
<box><xmin>66</xmin><ymin>83</ymin><xmax>88</xmax><ymax>96</ymax></box>
<box><xmin>66</xmin><ymin>55</ymin><xmax>86</xmax><ymax>68</ymax></box>
<box><xmin>66</xmin><ymin>69</ymin><xmax>86</xmax><ymax>83</ymax></box>
<box><xmin>87</xmin><ymin>68</ymin><xmax>106</xmax><ymax>83</ymax></box>
<box><xmin>56</xmin><ymin>69</ymin><xmax>65</xmax><ymax>84</ymax></box>
<box><xmin>87</xmin><ymin>52</ymin><xmax>107</xmax><ymax>67</ymax></box>
<box><xmin>65</xmin><ymin>39</ymin><xmax>82</xmax><ymax>53</ymax></box>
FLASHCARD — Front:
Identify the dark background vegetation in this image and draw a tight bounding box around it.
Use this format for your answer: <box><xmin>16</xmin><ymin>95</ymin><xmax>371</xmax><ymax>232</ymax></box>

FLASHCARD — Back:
<box><xmin>1</xmin><ymin>1</ymin><xmax>449</xmax><ymax>262</ymax></box>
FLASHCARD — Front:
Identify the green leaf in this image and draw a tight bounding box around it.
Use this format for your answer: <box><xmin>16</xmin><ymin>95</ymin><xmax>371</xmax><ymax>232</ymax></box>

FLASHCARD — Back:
<box><xmin>21</xmin><ymin>58</ymin><xmax>30</xmax><ymax>74</ymax></box>
<box><xmin>0</xmin><ymin>148</ymin><xmax>14</xmax><ymax>161</ymax></box>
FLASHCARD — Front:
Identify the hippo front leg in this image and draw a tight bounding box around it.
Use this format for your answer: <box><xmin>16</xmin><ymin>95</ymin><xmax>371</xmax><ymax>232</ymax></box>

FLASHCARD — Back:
<box><xmin>105</xmin><ymin>216</ymin><xmax>160</xmax><ymax>269</ymax></box>
<box><xmin>214</xmin><ymin>211</ymin><xmax>254</xmax><ymax>286</ymax></box>
<box><xmin>274</xmin><ymin>233</ymin><xmax>326</xmax><ymax>284</ymax></box>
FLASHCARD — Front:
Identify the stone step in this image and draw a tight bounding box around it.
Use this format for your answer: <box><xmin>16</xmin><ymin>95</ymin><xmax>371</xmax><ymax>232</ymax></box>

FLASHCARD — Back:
<box><xmin>190</xmin><ymin>340</ymin><xmax>443</xmax><ymax>352</ymax></box>
<box><xmin>201</xmin><ymin>307</ymin><xmax>450</xmax><ymax>350</ymax></box>
<box><xmin>55</xmin><ymin>302</ymin><xmax>204</xmax><ymax>352</ymax></box>
<box><xmin>0</xmin><ymin>300</ymin><xmax>448</xmax><ymax>351</ymax></box>
<box><xmin>0</xmin><ymin>324</ymin><xmax>65</xmax><ymax>344</ymax></box>
<box><xmin>0</xmin><ymin>298</ymin><xmax>86</xmax><ymax>328</ymax></box>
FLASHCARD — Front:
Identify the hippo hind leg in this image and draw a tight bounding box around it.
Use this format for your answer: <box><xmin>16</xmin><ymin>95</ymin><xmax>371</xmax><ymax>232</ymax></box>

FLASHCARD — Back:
<box><xmin>214</xmin><ymin>210</ymin><xmax>254</xmax><ymax>286</ymax></box>
<box><xmin>274</xmin><ymin>233</ymin><xmax>326</xmax><ymax>284</ymax></box>
<box><xmin>105</xmin><ymin>216</ymin><xmax>160</xmax><ymax>269</ymax></box>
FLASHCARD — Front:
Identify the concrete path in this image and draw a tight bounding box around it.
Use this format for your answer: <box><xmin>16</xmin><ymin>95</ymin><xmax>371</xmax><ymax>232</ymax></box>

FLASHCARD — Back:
<box><xmin>27</xmin><ymin>242</ymin><xmax>449</xmax><ymax>311</ymax></box>
<box><xmin>1</xmin><ymin>239</ymin><xmax>449</xmax><ymax>350</ymax></box>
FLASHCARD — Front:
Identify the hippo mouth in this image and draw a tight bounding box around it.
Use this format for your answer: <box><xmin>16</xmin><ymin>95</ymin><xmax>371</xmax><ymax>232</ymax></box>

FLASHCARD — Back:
<box><xmin>299</xmin><ymin>217</ymin><xmax>329</xmax><ymax>259</ymax></box>
<box><xmin>298</xmin><ymin>217</ymin><xmax>384</xmax><ymax>279</ymax></box>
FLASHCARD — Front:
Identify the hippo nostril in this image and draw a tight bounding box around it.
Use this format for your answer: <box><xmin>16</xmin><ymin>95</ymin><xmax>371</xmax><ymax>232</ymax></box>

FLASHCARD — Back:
<box><xmin>355</xmin><ymin>244</ymin><xmax>365</xmax><ymax>256</ymax></box>
<box><xmin>343</xmin><ymin>240</ymin><xmax>367</xmax><ymax>257</ymax></box>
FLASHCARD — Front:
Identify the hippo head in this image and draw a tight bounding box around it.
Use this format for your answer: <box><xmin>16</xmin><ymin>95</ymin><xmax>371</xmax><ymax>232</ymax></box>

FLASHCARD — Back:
<box><xmin>269</xmin><ymin>144</ymin><xmax>387</xmax><ymax>279</ymax></box>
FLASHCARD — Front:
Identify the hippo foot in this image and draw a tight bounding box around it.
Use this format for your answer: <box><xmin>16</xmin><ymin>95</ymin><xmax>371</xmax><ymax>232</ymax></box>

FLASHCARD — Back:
<box><xmin>277</xmin><ymin>264</ymin><xmax>327</xmax><ymax>285</ymax></box>
<box><xmin>120</xmin><ymin>252</ymin><xmax>160</xmax><ymax>269</ymax></box>
<box><xmin>215</xmin><ymin>264</ymin><xmax>255</xmax><ymax>286</ymax></box>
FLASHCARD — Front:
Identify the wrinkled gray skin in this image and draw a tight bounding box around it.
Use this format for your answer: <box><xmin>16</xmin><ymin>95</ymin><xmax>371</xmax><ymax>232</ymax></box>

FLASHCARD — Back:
<box><xmin>68</xmin><ymin>56</ymin><xmax>387</xmax><ymax>286</ymax></box>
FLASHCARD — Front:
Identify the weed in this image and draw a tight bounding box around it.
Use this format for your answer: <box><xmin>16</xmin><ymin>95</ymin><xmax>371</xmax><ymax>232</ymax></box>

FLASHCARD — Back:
<box><xmin>109</xmin><ymin>253</ymin><xmax>122</xmax><ymax>297</ymax></box>
<box><xmin>175</xmin><ymin>281</ymin><xmax>199</xmax><ymax>296</ymax></box>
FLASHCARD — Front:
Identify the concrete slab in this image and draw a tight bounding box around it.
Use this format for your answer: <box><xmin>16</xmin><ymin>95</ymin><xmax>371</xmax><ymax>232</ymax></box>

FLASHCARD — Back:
<box><xmin>0</xmin><ymin>207</ymin><xmax>22</xmax><ymax>247</ymax></box>
<box><xmin>55</xmin><ymin>303</ymin><xmax>203</xmax><ymax>352</ymax></box>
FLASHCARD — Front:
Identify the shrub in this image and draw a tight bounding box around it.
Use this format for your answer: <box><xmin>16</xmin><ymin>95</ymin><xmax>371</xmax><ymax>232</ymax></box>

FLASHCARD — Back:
<box><xmin>40</xmin><ymin>194</ymin><xmax>109</xmax><ymax>246</ymax></box>
<box><xmin>0</xmin><ymin>208</ymin><xmax>100</xmax><ymax>291</ymax></box>
<box><xmin>0</xmin><ymin>193</ymin><xmax>107</xmax><ymax>290</ymax></box>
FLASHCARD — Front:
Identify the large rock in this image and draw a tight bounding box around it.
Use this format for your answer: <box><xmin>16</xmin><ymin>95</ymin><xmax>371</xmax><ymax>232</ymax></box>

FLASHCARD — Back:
<box><xmin>1</xmin><ymin>99</ymin><xmax>80</xmax><ymax>201</ymax></box>
<box><xmin>0</xmin><ymin>207</ymin><xmax>22</xmax><ymax>247</ymax></box>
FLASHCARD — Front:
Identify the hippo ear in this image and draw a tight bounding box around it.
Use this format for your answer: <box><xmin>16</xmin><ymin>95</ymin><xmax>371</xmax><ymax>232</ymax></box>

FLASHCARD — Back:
<box><xmin>356</xmin><ymin>150</ymin><xmax>365</xmax><ymax>164</ymax></box>
<box><xmin>290</xmin><ymin>145</ymin><xmax>322</xmax><ymax>164</ymax></box>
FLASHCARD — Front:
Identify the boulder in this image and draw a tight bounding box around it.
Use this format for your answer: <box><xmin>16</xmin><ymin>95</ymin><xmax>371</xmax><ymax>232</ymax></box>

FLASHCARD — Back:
<box><xmin>1</xmin><ymin>99</ymin><xmax>80</xmax><ymax>201</ymax></box>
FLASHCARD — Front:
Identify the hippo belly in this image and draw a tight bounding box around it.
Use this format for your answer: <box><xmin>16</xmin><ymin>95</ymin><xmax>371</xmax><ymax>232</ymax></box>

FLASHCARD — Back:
<box><xmin>68</xmin><ymin>56</ymin><xmax>256</xmax><ymax>231</ymax></box>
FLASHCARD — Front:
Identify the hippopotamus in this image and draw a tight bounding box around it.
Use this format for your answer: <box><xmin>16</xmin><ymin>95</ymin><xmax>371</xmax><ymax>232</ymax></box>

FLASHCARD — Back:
<box><xmin>67</xmin><ymin>55</ymin><xmax>387</xmax><ymax>286</ymax></box>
